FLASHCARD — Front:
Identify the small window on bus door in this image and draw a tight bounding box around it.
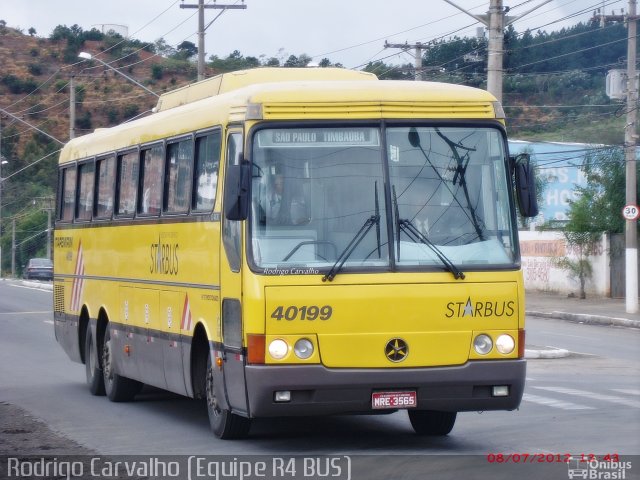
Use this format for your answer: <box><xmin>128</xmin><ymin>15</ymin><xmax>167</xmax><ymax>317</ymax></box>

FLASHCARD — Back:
<box><xmin>116</xmin><ymin>151</ymin><xmax>138</xmax><ymax>216</ymax></box>
<box><xmin>95</xmin><ymin>155</ymin><xmax>115</xmax><ymax>219</ymax></box>
<box><xmin>192</xmin><ymin>131</ymin><xmax>221</xmax><ymax>212</ymax></box>
<box><xmin>60</xmin><ymin>166</ymin><xmax>76</xmax><ymax>222</ymax></box>
<box><xmin>138</xmin><ymin>144</ymin><xmax>164</xmax><ymax>215</ymax></box>
<box><xmin>164</xmin><ymin>138</ymin><xmax>193</xmax><ymax>214</ymax></box>
<box><xmin>75</xmin><ymin>161</ymin><xmax>95</xmax><ymax>221</ymax></box>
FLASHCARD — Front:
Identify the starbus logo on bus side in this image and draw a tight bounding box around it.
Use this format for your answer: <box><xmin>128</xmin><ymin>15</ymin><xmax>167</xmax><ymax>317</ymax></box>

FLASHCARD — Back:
<box><xmin>445</xmin><ymin>297</ymin><xmax>516</xmax><ymax>318</ymax></box>
<box><xmin>149</xmin><ymin>235</ymin><xmax>179</xmax><ymax>276</ymax></box>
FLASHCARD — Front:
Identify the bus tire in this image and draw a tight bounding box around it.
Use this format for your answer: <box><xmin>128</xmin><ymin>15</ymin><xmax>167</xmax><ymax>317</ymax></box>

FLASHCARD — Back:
<box><xmin>408</xmin><ymin>410</ymin><xmax>457</xmax><ymax>436</ymax></box>
<box><xmin>206</xmin><ymin>355</ymin><xmax>250</xmax><ymax>439</ymax></box>
<box><xmin>102</xmin><ymin>326</ymin><xmax>142</xmax><ymax>402</ymax></box>
<box><xmin>85</xmin><ymin>326</ymin><xmax>105</xmax><ymax>396</ymax></box>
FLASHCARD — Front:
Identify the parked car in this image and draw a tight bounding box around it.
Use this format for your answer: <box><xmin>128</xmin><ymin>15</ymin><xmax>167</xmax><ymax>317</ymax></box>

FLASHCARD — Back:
<box><xmin>24</xmin><ymin>258</ymin><xmax>53</xmax><ymax>281</ymax></box>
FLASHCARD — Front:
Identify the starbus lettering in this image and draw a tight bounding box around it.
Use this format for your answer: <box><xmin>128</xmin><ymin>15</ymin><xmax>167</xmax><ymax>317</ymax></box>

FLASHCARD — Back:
<box><xmin>445</xmin><ymin>296</ymin><xmax>515</xmax><ymax>318</ymax></box>
<box><xmin>150</xmin><ymin>237</ymin><xmax>179</xmax><ymax>275</ymax></box>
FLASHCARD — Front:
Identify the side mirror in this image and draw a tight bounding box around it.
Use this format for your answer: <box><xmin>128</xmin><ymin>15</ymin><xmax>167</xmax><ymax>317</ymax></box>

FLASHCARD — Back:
<box><xmin>512</xmin><ymin>153</ymin><xmax>539</xmax><ymax>218</ymax></box>
<box><xmin>223</xmin><ymin>160</ymin><xmax>251</xmax><ymax>221</ymax></box>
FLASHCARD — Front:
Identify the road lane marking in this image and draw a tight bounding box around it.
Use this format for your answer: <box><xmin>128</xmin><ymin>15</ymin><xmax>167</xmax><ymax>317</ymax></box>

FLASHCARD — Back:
<box><xmin>0</xmin><ymin>311</ymin><xmax>52</xmax><ymax>316</ymax></box>
<box><xmin>522</xmin><ymin>393</ymin><xmax>594</xmax><ymax>410</ymax></box>
<box><xmin>611</xmin><ymin>389</ymin><xmax>640</xmax><ymax>396</ymax></box>
<box><xmin>538</xmin><ymin>330</ymin><xmax>594</xmax><ymax>340</ymax></box>
<box><xmin>8</xmin><ymin>284</ymin><xmax>52</xmax><ymax>292</ymax></box>
<box><xmin>534</xmin><ymin>386</ymin><xmax>640</xmax><ymax>408</ymax></box>
<box><xmin>43</xmin><ymin>320</ymin><xmax>54</xmax><ymax>325</ymax></box>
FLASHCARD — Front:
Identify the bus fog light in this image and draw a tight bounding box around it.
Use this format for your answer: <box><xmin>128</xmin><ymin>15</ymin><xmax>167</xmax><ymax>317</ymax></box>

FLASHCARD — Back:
<box><xmin>492</xmin><ymin>385</ymin><xmax>509</xmax><ymax>397</ymax></box>
<box><xmin>274</xmin><ymin>391</ymin><xmax>291</xmax><ymax>402</ymax></box>
<box><xmin>293</xmin><ymin>338</ymin><xmax>314</xmax><ymax>359</ymax></box>
<box><xmin>496</xmin><ymin>334</ymin><xmax>515</xmax><ymax>354</ymax></box>
<box><xmin>473</xmin><ymin>334</ymin><xmax>493</xmax><ymax>355</ymax></box>
<box><xmin>268</xmin><ymin>339</ymin><xmax>289</xmax><ymax>360</ymax></box>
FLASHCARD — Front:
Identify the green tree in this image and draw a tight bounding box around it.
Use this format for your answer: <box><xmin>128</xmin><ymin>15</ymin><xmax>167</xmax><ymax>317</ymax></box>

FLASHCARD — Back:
<box><xmin>558</xmin><ymin>194</ymin><xmax>600</xmax><ymax>299</ymax></box>
<box><xmin>175</xmin><ymin>41</ymin><xmax>197</xmax><ymax>60</ymax></box>
<box><xmin>209</xmin><ymin>50</ymin><xmax>260</xmax><ymax>72</ymax></box>
<box><xmin>575</xmin><ymin>147</ymin><xmax>632</xmax><ymax>234</ymax></box>
<box><xmin>556</xmin><ymin>146</ymin><xmax>636</xmax><ymax>298</ymax></box>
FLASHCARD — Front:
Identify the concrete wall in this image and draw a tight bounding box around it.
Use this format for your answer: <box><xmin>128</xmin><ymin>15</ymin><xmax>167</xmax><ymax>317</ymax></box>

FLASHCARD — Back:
<box><xmin>519</xmin><ymin>230</ymin><xmax>610</xmax><ymax>297</ymax></box>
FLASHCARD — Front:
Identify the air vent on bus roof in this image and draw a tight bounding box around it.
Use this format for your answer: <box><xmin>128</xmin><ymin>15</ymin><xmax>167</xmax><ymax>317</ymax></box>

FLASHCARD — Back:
<box><xmin>154</xmin><ymin>68</ymin><xmax>377</xmax><ymax>112</ymax></box>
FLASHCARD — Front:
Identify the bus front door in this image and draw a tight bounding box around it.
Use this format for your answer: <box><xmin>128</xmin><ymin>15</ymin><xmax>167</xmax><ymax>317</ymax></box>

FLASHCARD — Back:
<box><xmin>219</xmin><ymin>130</ymin><xmax>249</xmax><ymax>415</ymax></box>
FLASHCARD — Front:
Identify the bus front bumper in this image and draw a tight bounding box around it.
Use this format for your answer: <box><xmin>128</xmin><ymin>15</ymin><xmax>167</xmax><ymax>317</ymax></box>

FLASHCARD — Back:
<box><xmin>244</xmin><ymin>359</ymin><xmax>525</xmax><ymax>417</ymax></box>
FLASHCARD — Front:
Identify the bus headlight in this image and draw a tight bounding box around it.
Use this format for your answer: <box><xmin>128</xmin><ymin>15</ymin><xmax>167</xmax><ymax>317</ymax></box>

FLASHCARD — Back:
<box><xmin>293</xmin><ymin>338</ymin><xmax>314</xmax><ymax>359</ymax></box>
<box><xmin>473</xmin><ymin>334</ymin><xmax>493</xmax><ymax>355</ymax></box>
<box><xmin>496</xmin><ymin>334</ymin><xmax>515</xmax><ymax>354</ymax></box>
<box><xmin>268</xmin><ymin>339</ymin><xmax>289</xmax><ymax>360</ymax></box>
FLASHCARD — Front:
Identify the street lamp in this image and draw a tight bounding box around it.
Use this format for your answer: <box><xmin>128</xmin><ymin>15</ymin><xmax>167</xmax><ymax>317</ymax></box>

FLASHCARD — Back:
<box><xmin>78</xmin><ymin>52</ymin><xmax>159</xmax><ymax>98</ymax></box>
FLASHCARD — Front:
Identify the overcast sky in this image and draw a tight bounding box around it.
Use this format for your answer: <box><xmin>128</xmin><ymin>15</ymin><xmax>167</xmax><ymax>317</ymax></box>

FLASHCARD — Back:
<box><xmin>0</xmin><ymin>0</ymin><xmax>624</xmax><ymax>69</ymax></box>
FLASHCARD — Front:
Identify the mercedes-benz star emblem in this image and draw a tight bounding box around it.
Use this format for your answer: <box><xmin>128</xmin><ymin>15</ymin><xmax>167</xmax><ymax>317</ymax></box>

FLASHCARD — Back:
<box><xmin>385</xmin><ymin>338</ymin><xmax>408</xmax><ymax>362</ymax></box>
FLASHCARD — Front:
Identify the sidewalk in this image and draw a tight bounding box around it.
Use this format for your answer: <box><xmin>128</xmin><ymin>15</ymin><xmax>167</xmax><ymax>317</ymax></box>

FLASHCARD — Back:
<box><xmin>525</xmin><ymin>290</ymin><xmax>640</xmax><ymax>328</ymax></box>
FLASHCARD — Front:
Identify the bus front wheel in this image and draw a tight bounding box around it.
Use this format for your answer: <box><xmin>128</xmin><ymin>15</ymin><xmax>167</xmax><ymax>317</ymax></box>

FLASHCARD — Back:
<box><xmin>408</xmin><ymin>410</ymin><xmax>457</xmax><ymax>436</ymax></box>
<box><xmin>206</xmin><ymin>355</ymin><xmax>251</xmax><ymax>439</ymax></box>
<box><xmin>102</xmin><ymin>326</ymin><xmax>142</xmax><ymax>402</ymax></box>
<box><xmin>85</xmin><ymin>326</ymin><xmax>105</xmax><ymax>396</ymax></box>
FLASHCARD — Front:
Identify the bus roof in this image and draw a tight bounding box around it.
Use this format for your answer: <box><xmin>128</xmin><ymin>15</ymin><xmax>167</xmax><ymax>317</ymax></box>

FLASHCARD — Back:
<box><xmin>154</xmin><ymin>67</ymin><xmax>377</xmax><ymax>112</ymax></box>
<box><xmin>59</xmin><ymin>68</ymin><xmax>500</xmax><ymax>164</ymax></box>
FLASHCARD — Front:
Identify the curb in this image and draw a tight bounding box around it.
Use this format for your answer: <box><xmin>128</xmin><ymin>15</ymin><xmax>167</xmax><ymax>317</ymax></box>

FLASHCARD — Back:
<box><xmin>524</xmin><ymin>347</ymin><xmax>570</xmax><ymax>359</ymax></box>
<box><xmin>21</xmin><ymin>280</ymin><xmax>53</xmax><ymax>291</ymax></box>
<box><xmin>526</xmin><ymin>310</ymin><xmax>640</xmax><ymax>329</ymax></box>
<box><xmin>0</xmin><ymin>278</ymin><xmax>53</xmax><ymax>292</ymax></box>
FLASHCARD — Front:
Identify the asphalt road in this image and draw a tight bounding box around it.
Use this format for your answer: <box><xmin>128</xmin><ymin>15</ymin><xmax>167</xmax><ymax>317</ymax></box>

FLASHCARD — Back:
<box><xmin>1</xmin><ymin>279</ymin><xmax>639</xmax><ymax>479</ymax></box>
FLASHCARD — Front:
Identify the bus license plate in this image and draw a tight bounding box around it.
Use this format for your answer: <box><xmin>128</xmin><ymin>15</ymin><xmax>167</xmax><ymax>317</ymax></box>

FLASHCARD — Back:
<box><xmin>372</xmin><ymin>391</ymin><xmax>417</xmax><ymax>409</ymax></box>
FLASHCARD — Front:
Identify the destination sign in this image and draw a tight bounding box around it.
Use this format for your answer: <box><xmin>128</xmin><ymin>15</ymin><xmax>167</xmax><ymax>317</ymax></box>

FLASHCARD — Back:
<box><xmin>257</xmin><ymin>128</ymin><xmax>380</xmax><ymax>148</ymax></box>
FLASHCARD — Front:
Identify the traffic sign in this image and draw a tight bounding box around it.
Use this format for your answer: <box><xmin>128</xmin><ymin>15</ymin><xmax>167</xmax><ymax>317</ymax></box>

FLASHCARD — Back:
<box><xmin>622</xmin><ymin>204</ymin><xmax>640</xmax><ymax>221</ymax></box>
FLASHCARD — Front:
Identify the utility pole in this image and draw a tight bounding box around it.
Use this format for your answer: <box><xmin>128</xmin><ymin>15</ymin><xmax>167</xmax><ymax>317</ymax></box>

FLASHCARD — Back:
<box><xmin>601</xmin><ymin>2</ymin><xmax>639</xmax><ymax>313</ymax></box>
<box><xmin>625</xmin><ymin>0</ymin><xmax>638</xmax><ymax>313</ymax></box>
<box><xmin>384</xmin><ymin>41</ymin><xmax>426</xmax><ymax>81</ymax></box>
<box><xmin>443</xmin><ymin>0</ymin><xmax>553</xmax><ymax>103</ymax></box>
<box><xmin>34</xmin><ymin>196</ymin><xmax>55</xmax><ymax>260</ymax></box>
<box><xmin>69</xmin><ymin>75</ymin><xmax>76</xmax><ymax>140</ymax></box>
<box><xmin>47</xmin><ymin>208</ymin><xmax>52</xmax><ymax>260</ymax></box>
<box><xmin>180</xmin><ymin>0</ymin><xmax>247</xmax><ymax>82</ymax></box>
<box><xmin>0</xmin><ymin>115</ymin><xmax>3</xmax><ymax>277</ymax></box>
<box><xmin>11</xmin><ymin>217</ymin><xmax>15</xmax><ymax>277</ymax></box>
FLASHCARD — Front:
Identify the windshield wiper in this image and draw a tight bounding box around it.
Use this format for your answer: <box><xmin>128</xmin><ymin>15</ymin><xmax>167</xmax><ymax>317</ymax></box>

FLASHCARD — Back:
<box><xmin>322</xmin><ymin>214</ymin><xmax>380</xmax><ymax>282</ymax></box>
<box><xmin>434</xmin><ymin>128</ymin><xmax>485</xmax><ymax>241</ymax></box>
<box><xmin>398</xmin><ymin>218</ymin><xmax>465</xmax><ymax>279</ymax></box>
<box><xmin>393</xmin><ymin>186</ymin><xmax>465</xmax><ymax>280</ymax></box>
<box><xmin>408</xmin><ymin>127</ymin><xmax>485</xmax><ymax>242</ymax></box>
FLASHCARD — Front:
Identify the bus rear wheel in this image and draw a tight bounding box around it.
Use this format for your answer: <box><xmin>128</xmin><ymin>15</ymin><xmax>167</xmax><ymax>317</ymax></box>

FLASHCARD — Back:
<box><xmin>85</xmin><ymin>326</ymin><xmax>105</xmax><ymax>396</ymax></box>
<box><xmin>408</xmin><ymin>410</ymin><xmax>457</xmax><ymax>436</ymax></box>
<box><xmin>102</xmin><ymin>326</ymin><xmax>142</xmax><ymax>402</ymax></box>
<box><xmin>205</xmin><ymin>355</ymin><xmax>250</xmax><ymax>439</ymax></box>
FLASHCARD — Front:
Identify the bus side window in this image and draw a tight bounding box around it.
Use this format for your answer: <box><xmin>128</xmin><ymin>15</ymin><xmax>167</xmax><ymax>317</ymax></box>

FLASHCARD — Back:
<box><xmin>116</xmin><ymin>151</ymin><xmax>139</xmax><ymax>216</ymax></box>
<box><xmin>60</xmin><ymin>167</ymin><xmax>76</xmax><ymax>222</ymax></box>
<box><xmin>75</xmin><ymin>161</ymin><xmax>95</xmax><ymax>221</ymax></box>
<box><xmin>138</xmin><ymin>145</ymin><xmax>164</xmax><ymax>215</ymax></box>
<box><xmin>95</xmin><ymin>155</ymin><xmax>115</xmax><ymax>219</ymax></box>
<box><xmin>164</xmin><ymin>138</ymin><xmax>193</xmax><ymax>214</ymax></box>
<box><xmin>193</xmin><ymin>131</ymin><xmax>221</xmax><ymax>211</ymax></box>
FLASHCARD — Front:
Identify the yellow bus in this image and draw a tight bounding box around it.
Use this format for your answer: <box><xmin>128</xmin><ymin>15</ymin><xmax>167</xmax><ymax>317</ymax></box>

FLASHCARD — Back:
<box><xmin>54</xmin><ymin>68</ymin><xmax>538</xmax><ymax>439</ymax></box>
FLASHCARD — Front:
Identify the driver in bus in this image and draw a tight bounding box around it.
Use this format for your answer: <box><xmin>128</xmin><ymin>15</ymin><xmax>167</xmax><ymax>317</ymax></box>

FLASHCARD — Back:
<box><xmin>261</xmin><ymin>173</ymin><xmax>309</xmax><ymax>225</ymax></box>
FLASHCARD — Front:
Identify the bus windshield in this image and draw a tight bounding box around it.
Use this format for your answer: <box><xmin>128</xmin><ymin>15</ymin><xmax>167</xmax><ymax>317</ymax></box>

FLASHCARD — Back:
<box><xmin>249</xmin><ymin>125</ymin><xmax>516</xmax><ymax>274</ymax></box>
